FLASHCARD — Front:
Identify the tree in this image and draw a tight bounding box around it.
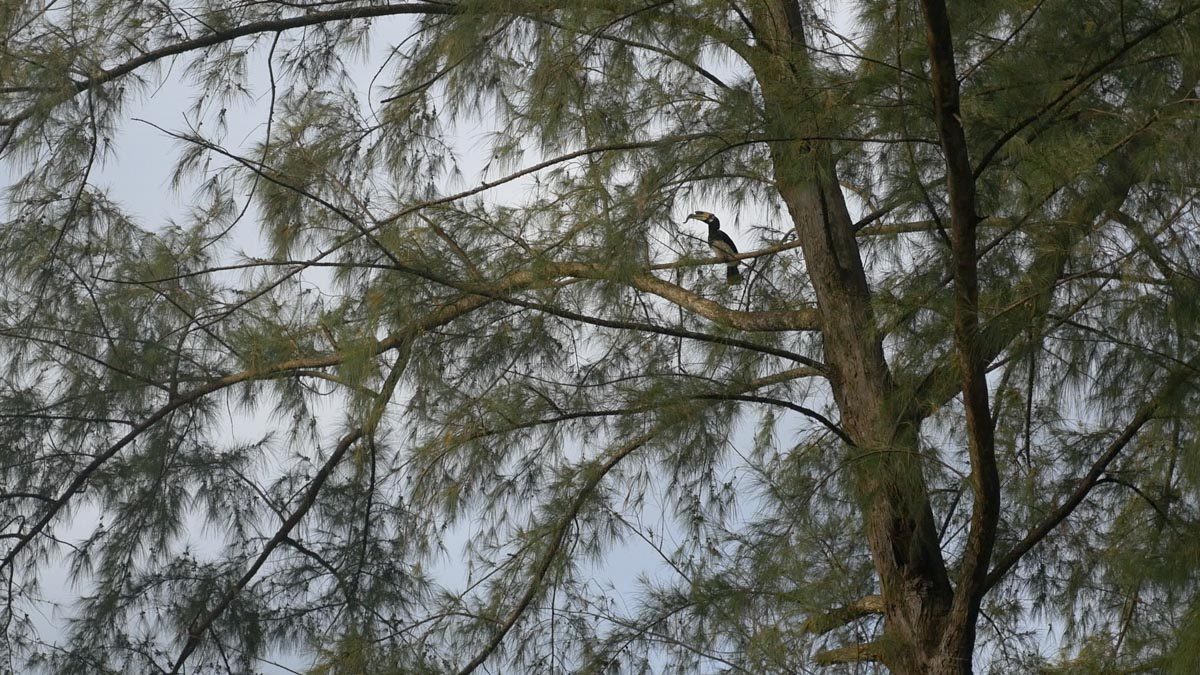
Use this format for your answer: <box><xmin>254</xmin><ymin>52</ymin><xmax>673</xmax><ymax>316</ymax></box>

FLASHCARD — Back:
<box><xmin>2</xmin><ymin>0</ymin><xmax>1199</xmax><ymax>672</ymax></box>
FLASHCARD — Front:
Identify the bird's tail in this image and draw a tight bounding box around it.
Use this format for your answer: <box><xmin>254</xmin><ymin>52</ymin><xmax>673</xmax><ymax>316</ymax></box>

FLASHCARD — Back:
<box><xmin>726</xmin><ymin>264</ymin><xmax>742</xmax><ymax>284</ymax></box>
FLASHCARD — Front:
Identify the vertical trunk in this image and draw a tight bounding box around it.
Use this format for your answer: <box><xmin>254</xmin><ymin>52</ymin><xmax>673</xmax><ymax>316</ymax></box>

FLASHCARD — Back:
<box><xmin>770</xmin><ymin>120</ymin><xmax>957</xmax><ymax>675</ymax></box>
<box><xmin>918</xmin><ymin>0</ymin><xmax>999</xmax><ymax>666</ymax></box>
<box><xmin>746</xmin><ymin>1</ymin><xmax>970</xmax><ymax>672</ymax></box>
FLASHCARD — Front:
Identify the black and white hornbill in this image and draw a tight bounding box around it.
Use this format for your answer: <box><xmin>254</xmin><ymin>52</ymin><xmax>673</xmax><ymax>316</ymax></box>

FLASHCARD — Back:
<box><xmin>685</xmin><ymin>210</ymin><xmax>742</xmax><ymax>284</ymax></box>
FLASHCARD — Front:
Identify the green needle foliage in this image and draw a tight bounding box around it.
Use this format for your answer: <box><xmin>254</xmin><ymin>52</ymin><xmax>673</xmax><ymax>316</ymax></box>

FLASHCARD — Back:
<box><xmin>2</xmin><ymin>1</ymin><xmax>1200</xmax><ymax>673</ymax></box>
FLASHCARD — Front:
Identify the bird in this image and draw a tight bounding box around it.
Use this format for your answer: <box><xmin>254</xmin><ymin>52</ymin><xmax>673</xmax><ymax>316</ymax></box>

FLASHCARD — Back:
<box><xmin>685</xmin><ymin>210</ymin><xmax>742</xmax><ymax>284</ymax></box>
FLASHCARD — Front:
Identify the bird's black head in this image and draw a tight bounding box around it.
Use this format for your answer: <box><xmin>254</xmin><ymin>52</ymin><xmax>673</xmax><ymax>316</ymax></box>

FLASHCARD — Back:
<box><xmin>685</xmin><ymin>210</ymin><xmax>719</xmax><ymax>227</ymax></box>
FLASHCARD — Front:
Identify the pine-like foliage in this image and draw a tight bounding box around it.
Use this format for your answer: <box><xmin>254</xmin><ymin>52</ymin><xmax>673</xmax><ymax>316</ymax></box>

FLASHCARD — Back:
<box><xmin>2</xmin><ymin>1</ymin><xmax>1199</xmax><ymax>673</ymax></box>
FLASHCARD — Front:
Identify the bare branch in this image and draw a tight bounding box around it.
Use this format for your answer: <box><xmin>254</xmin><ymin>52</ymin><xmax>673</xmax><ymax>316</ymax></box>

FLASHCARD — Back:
<box><xmin>553</xmin><ymin>263</ymin><xmax>817</xmax><ymax>332</ymax></box>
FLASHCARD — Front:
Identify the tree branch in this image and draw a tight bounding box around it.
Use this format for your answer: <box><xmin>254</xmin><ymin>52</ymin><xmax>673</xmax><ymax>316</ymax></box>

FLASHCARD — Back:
<box><xmin>551</xmin><ymin>262</ymin><xmax>818</xmax><ymax>332</ymax></box>
<box><xmin>437</xmin><ymin>367</ymin><xmax>821</xmax><ymax>448</ymax></box>
<box><xmin>983</xmin><ymin>353</ymin><xmax>1199</xmax><ymax>591</ymax></box>
<box><xmin>168</xmin><ymin>341</ymin><xmax>413</xmax><ymax>673</ymax></box>
<box><xmin>813</xmin><ymin>640</ymin><xmax>885</xmax><ymax>665</ymax></box>
<box><xmin>971</xmin><ymin>3</ymin><xmax>1200</xmax><ymax>179</ymax></box>
<box><xmin>0</xmin><ymin>285</ymin><xmax>492</xmax><ymax>572</ymax></box>
<box><xmin>801</xmin><ymin>594</ymin><xmax>883</xmax><ymax>635</ymax></box>
<box><xmin>1</xmin><ymin>3</ymin><xmax>458</xmax><ymax>128</ymax></box>
<box><xmin>157</xmin><ymin>126</ymin><xmax>799</xmax><ymax>337</ymax></box>
<box><xmin>709</xmin><ymin>394</ymin><xmax>851</xmax><ymax>446</ymax></box>
<box><xmin>919</xmin><ymin>0</ymin><xmax>999</xmax><ymax>649</ymax></box>
<box><xmin>455</xmin><ymin>429</ymin><xmax>657</xmax><ymax>674</ymax></box>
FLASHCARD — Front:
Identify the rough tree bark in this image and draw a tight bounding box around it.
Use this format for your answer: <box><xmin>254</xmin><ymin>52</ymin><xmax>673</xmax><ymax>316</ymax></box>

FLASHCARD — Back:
<box><xmin>747</xmin><ymin>1</ymin><xmax>986</xmax><ymax>672</ymax></box>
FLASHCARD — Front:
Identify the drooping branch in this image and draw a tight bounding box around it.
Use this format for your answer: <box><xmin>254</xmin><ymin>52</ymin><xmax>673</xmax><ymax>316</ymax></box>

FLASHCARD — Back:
<box><xmin>163</xmin><ymin>125</ymin><xmax>818</xmax><ymax>335</ymax></box>
<box><xmin>1</xmin><ymin>236</ymin><xmax>819</xmax><ymax>576</ymax></box>
<box><xmin>908</xmin><ymin>128</ymin><xmax>1164</xmax><ymax>418</ymax></box>
<box><xmin>0</xmin><ymin>354</ymin><xmax>334</xmax><ymax>572</ymax></box>
<box><xmin>437</xmin><ymin>365</ymin><xmax>820</xmax><ymax>443</ymax></box>
<box><xmin>971</xmin><ymin>2</ymin><xmax>1200</xmax><ymax>179</ymax></box>
<box><xmin>170</xmin><ymin>429</ymin><xmax>362</xmax><ymax>673</ymax></box>
<box><xmin>519</xmin><ymin>7</ymin><xmax>733</xmax><ymax>91</ymax></box>
<box><xmin>0</xmin><ymin>283</ymin><xmax>491</xmax><ymax>571</ymax></box>
<box><xmin>711</xmin><ymin>394</ymin><xmax>851</xmax><ymax>445</ymax></box>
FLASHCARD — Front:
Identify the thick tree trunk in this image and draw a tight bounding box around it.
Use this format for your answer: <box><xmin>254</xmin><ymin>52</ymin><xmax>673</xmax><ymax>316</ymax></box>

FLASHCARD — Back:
<box><xmin>771</xmin><ymin>138</ymin><xmax>961</xmax><ymax>675</ymax></box>
<box><xmin>748</xmin><ymin>1</ymin><xmax>973</xmax><ymax>671</ymax></box>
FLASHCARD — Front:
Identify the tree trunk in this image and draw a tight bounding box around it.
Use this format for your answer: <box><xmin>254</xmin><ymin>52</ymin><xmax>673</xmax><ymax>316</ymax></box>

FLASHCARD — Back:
<box><xmin>771</xmin><ymin>136</ymin><xmax>962</xmax><ymax>675</ymax></box>
<box><xmin>748</xmin><ymin>1</ymin><xmax>972</xmax><ymax>671</ymax></box>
